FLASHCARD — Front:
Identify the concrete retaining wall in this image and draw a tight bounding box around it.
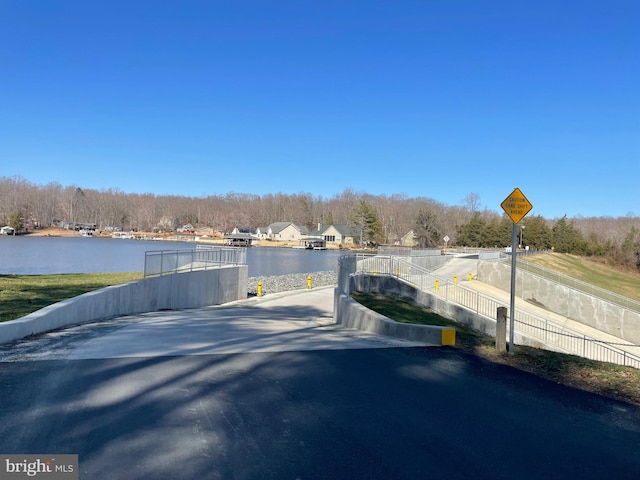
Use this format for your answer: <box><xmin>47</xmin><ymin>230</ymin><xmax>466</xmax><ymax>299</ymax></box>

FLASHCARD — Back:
<box><xmin>406</xmin><ymin>255</ymin><xmax>452</xmax><ymax>271</ymax></box>
<box><xmin>478</xmin><ymin>261</ymin><xmax>640</xmax><ymax>344</ymax></box>
<box><xmin>334</xmin><ymin>287</ymin><xmax>455</xmax><ymax>345</ymax></box>
<box><xmin>337</xmin><ymin>274</ymin><xmax>538</xmax><ymax>348</ymax></box>
<box><xmin>0</xmin><ymin>265</ymin><xmax>248</xmax><ymax>345</ymax></box>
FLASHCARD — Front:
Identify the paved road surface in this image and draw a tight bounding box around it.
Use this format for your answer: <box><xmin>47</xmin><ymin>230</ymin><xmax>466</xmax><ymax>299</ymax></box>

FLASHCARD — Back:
<box><xmin>1</xmin><ymin>287</ymin><xmax>639</xmax><ymax>479</ymax></box>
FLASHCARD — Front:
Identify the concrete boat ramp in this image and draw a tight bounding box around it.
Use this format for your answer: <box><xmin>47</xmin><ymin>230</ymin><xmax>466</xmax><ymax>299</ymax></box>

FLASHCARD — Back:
<box><xmin>0</xmin><ymin>287</ymin><xmax>427</xmax><ymax>362</ymax></box>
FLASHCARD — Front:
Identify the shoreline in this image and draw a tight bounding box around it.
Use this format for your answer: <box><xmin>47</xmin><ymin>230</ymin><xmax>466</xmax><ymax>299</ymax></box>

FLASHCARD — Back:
<box><xmin>22</xmin><ymin>228</ymin><xmax>375</xmax><ymax>252</ymax></box>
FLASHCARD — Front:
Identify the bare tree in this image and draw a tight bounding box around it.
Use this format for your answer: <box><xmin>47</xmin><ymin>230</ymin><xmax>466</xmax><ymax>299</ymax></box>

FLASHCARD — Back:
<box><xmin>463</xmin><ymin>192</ymin><xmax>481</xmax><ymax>213</ymax></box>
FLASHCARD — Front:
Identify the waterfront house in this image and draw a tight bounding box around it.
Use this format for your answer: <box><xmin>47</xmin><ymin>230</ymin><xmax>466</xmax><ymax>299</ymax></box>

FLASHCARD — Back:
<box><xmin>307</xmin><ymin>224</ymin><xmax>357</xmax><ymax>245</ymax></box>
<box><xmin>267</xmin><ymin>222</ymin><xmax>308</xmax><ymax>241</ymax></box>
<box><xmin>255</xmin><ymin>227</ymin><xmax>269</xmax><ymax>240</ymax></box>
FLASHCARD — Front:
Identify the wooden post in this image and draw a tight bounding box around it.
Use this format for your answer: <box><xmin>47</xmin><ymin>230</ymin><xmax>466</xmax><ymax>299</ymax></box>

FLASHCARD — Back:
<box><xmin>496</xmin><ymin>306</ymin><xmax>507</xmax><ymax>353</ymax></box>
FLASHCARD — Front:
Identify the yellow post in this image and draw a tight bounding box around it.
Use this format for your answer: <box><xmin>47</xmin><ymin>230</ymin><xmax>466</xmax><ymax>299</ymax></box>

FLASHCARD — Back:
<box><xmin>435</xmin><ymin>279</ymin><xmax>439</xmax><ymax>292</ymax></box>
<box><xmin>257</xmin><ymin>282</ymin><xmax>263</xmax><ymax>296</ymax></box>
<box><xmin>307</xmin><ymin>275</ymin><xmax>312</xmax><ymax>289</ymax></box>
<box><xmin>395</xmin><ymin>267</ymin><xmax>399</xmax><ymax>276</ymax></box>
<box><xmin>468</xmin><ymin>272</ymin><xmax>473</xmax><ymax>282</ymax></box>
<box><xmin>373</xmin><ymin>270</ymin><xmax>377</xmax><ymax>276</ymax></box>
<box><xmin>453</xmin><ymin>275</ymin><xmax>457</xmax><ymax>285</ymax></box>
<box><xmin>441</xmin><ymin>328</ymin><xmax>456</xmax><ymax>345</ymax></box>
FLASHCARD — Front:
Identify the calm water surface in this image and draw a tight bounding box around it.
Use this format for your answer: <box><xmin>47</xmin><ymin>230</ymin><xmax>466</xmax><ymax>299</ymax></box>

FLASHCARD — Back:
<box><xmin>0</xmin><ymin>237</ymin><xmax>344</xmax><ymax>276</ymax></box>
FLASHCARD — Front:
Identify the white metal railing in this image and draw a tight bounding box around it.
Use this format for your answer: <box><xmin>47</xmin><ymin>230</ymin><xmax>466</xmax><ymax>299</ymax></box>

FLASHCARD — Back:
<box><xmin>144</xmin><ymin>246</ymin><xmax>247</xmax><ymax>277</ymax></box>
<box><xmin>342</xmin><ymin>254</ymin><xmax>640</xmax><ymax>369</ymax></box>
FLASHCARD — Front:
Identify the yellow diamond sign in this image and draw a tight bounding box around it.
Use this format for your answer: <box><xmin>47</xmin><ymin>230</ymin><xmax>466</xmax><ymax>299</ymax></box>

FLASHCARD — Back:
<box><xmin>501</xmin><ymin>187</ymin><xmax>533</xmax><ymax>224</ymax></box>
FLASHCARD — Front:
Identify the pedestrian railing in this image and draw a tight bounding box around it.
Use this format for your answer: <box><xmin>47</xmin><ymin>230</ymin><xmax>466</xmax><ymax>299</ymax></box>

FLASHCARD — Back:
<box><xmin>342</xmin><ymin>254</ymin><xmax>640</xmax><ymax>369</ymax></box>
<box><xmin>144</xmin><ymin>245</ymin><xmax>247</xmax><ymax>277</ymax></box>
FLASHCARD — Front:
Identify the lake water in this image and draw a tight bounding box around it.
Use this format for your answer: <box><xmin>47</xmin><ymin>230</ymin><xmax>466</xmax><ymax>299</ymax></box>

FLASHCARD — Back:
<box><xmin>0</xmin><ymin>236</ymin><xmax>346</xmax><ymax>277</ymax></box>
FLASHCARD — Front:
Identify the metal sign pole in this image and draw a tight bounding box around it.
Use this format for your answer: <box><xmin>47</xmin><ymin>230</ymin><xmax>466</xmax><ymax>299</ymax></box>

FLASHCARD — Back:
<box><xmin>500</xmin><ymin>187</ymin><xmax>533</xmax><ymax>357</ymax></box>
<box><xmin>509</xmin><ymin>223</ymin><xmax>517</xmax><ymax>355</ymax></box>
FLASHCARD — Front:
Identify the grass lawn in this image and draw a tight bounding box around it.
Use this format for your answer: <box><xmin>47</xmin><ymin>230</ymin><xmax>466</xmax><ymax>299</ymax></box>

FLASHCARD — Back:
<box><xmin>351</xmin><ymin>291</ymin><xmax>640</xmax><ymax>406</ymax></box>
<box><xmin>0</xmin><ymin>272</ymin><xmax>143</xmax><ymax>323</ymax></box>
<box><xmin>523</xmin><ymin>253</ymin><xmax>640</xmax><ymax>301</ymax></box>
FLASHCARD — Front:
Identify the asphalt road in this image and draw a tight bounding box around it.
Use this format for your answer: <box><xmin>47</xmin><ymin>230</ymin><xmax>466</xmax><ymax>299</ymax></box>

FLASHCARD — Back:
<box><xmin>1</xmin><ymin>288</ymin><xmax>639</xmax><ymax>479</ymax></box>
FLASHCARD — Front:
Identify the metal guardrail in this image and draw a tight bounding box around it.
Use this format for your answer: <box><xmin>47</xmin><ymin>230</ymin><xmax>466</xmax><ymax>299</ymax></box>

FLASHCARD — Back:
<box><xmin>144</xmin><ymin>245</ymin><xmax>247</xmax><ymax>277</ymax></box>
<box><xmin>342</xmin><ymin>254</ymin><xmax>640</xmax><ymax>369</ymax></box>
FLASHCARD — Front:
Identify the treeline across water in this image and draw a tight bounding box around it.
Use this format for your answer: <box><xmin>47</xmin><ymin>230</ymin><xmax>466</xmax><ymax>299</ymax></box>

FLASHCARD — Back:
<box><xmin>1</xmin><ymin>176</ymin><xmax>639</xmax><ymax>270</ymax></box>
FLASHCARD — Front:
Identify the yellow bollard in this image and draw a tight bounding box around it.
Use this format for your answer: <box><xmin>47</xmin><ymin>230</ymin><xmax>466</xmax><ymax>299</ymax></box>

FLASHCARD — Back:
<box><xmin>395</xmin><ymin>267</ymin><xmax>399</xmax><ymax>276</ymax></box>
<box><xmin>373</xmin><ymin>270</ymin><xmax>377</xmax><ymax>276</ymax></box>
<box><xmin>257</xmin><ymin>281</ymin><xmax>263</xmax><ymax>297</ymax></box>
<box><xmin>454</xmin><ymin>275</ymin><xmax>457</xmax><ymax>285</ymax></box>
<box><xmin>435</xmin><ymin>279</ymin><xmax>439</xmax><ymax>292</ymax></box>
<box><xmin>441</xmin><ymin>328</ymin><xmax>456</xmax><ymax>346</ymax></box>
<box><xmin>468</xmin><ymin>272</ymin><xmax>473</xmax><ymax>282</ymax></box>
<box><xmin>307</xmin><ymin>275</ymin><xmax>312</xmax><ymax>289</ymax></box>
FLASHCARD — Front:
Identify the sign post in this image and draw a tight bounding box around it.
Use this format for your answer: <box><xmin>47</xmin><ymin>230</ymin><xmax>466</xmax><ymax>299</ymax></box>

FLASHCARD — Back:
<box><xmin>500</xmin><ymin>187</ymin><xmax>533</xmax><ymax>355</ymax></box>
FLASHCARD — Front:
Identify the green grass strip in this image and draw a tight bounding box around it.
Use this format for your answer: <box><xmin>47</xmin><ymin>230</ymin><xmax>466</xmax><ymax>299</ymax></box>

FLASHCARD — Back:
<box><xmin>0</xmin><ymin>272</ymin><xmax>143</xmax><ymax>323</ymax></box>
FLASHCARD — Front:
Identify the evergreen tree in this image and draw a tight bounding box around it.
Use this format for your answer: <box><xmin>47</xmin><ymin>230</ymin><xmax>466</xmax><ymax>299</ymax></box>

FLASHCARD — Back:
<box><xmin>482</xmin><ymin>217</ymin><xmax>502</xmax><ymax>247</ymax></box>
<box><xmin>551</xmin><ymin>215</ymin><xmax>586</xmax><ymax>253</ymax></box>
<box><xmin>414</xmin><ymin>209</ymin><xmax>441</xmax><ymax>248</ymax></box>
<box><xmin>350</xmin><ymin>200</ymin><xmax>383</xmax><ymax>244</ymax></box>
<box><xmin>8</xmin><ymin>211</ymin><xmax>24</xmax><ymax>233</ymax></box>
<box><xmin>497</xmin><ymin>216</ymin><xmax>515</xmax><ymax>246</ymax></box>
<box><xmin>455</xmin><ymin>212</ymin><xmax>486</xmax><ymax>247</ymax></box>
<box><xmin>521</xmin><ymin>215</ymin><xmax>552</xmax><ymax>250</ymax></box>
<box><xmin>621</xmin><ymin>226</ymin><xmax>640</xmax><ymax>270</ymax></box>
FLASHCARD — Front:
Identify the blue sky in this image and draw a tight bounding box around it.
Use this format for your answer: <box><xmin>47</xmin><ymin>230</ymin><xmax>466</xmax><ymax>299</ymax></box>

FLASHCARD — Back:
<box><xmin>1</xmin><ymin>1</ymin><xmax>638</xmax><ymax>219</ymax></box>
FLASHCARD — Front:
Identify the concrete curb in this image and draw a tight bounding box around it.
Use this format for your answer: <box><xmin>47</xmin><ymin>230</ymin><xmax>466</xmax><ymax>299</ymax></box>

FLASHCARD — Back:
<box><xmin>334</xmin><ymin>288</ymin><xmax>455</xmax><ymax>346</ymax></box>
